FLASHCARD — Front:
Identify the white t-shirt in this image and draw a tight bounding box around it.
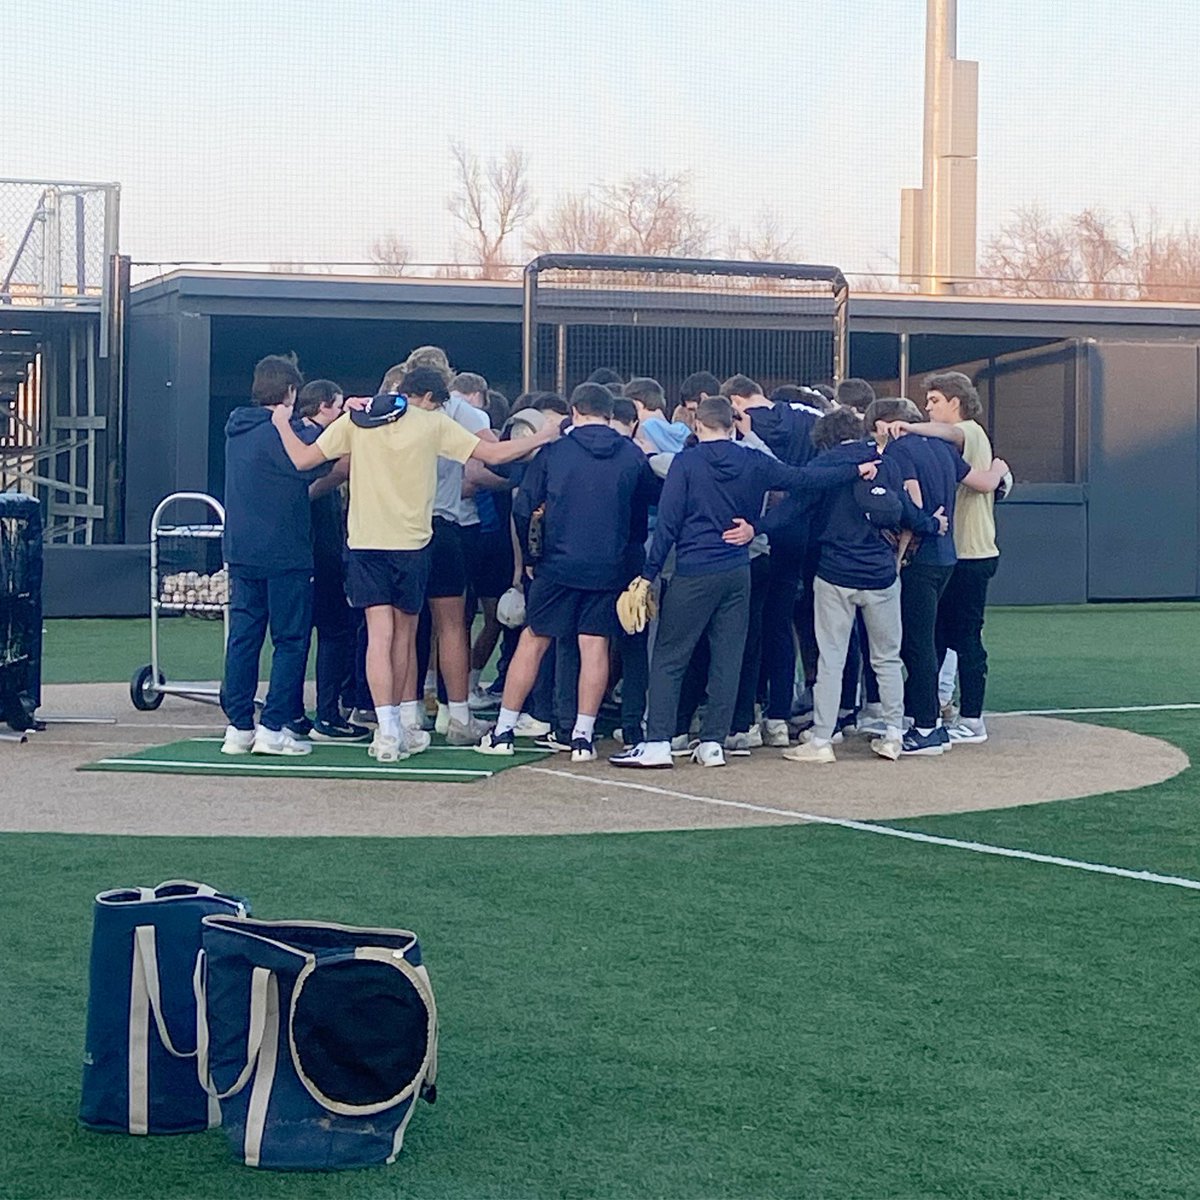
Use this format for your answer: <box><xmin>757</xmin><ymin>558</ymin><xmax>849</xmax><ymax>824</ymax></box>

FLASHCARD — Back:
<box><xmin>434</xmin><ymin>392</ymin><xmax>490</xmax><ymax>525</ymax></box>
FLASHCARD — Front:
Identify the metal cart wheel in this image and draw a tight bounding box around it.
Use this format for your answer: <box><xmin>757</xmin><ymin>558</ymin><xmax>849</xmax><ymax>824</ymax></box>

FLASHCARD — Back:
<box><xmin>130</xmin><ymin>664</ymin><xmax>166</xmax><ymax>711</ymax></box>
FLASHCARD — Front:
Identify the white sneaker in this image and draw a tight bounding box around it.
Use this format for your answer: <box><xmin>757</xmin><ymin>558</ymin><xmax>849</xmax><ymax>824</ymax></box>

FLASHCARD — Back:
<box><xmin>940</xmin><ymin>701</ymin><xmax>960</xmax><ymax>726</ymax></box>
<box><xmin>762</xmin><ymin>718</ymin><xmax>790</xmax><ymax>747</ymax></box>
<box><xmin>475</xmin><ymin>728</ymin><xmax>515</xmax><ymax>756</ymax></box>
<box><xmin>252</xmin><ymin>727</ymin><xmax>312</xmax><ymax>756</ymax></box>
<box><xmin>221</xmin><ymin>725</ymin><xmax>256</xmax><ymax>755</ymax></box>
<box><xmin>610</xmin><ymin>741</ymin><xmax>673</xmax><ymax>769</ymax></box>
<box><xmin>670</xmin><ymin>734</ymin><xmax>698</xmax><ymax>757</ymax></box>
<box><xmin>746</xmin><ymin>723</ymin><xmax>764</xmax><ymax>749</ymax></box>
<box><xmin>570</xmin><ymin>737</ymin><xmax>598</xmax><ymax>763</ymax></box>
<box><xmin>782</xmin><ymin>740</ymin><xmax>836</xmax><ymax>764</ymax></box>
<box><xmin>434</xmin><ymin>703</ymin><xmax>450</xmax><ymax>735</ymax></box>
<box><xmin>401</xmin><ymin>726</ymin><xmax>431</xmax><ymax>755</ymax></box>
<box><xmin>445</xmin><ymin>716</ymin><xmax>489</xmax><ymax>746</ymax></box>
<box><xmin>724</xmin><ymin>732</ymin><xmax>752</xmax><ymax>756</ymax></box>
<box><xmin>369</xmin><ymin>730</ymin><xmax>409</xmax><ymax>763</ymax></box>
<box><xmin>513</xmin><ymin>713</ymin><xmax>551</xmax><ymax>738</ymax></box>
<box><xmin>692</xmin><ymin>740</ymin><xmax>726</xmax><ymax>768</ymax></box>
<box><xmin>870</xmin><ymin>735</ymin><xmax>903</xmax><ymax>761</ymax></box>
<box><xmin>946</xmin><ymin>718</ymin><xmax>987</xmax><ymax>744</ymax></box>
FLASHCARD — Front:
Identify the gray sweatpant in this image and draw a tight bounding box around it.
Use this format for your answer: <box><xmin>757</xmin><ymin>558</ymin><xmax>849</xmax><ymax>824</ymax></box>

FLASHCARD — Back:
<box><xmin>812</xmin><ymin>575</ymin><xmax>904</xmax><ymax>741</ymax></box>
<box><xmin>646</xmin><ymin>566</ymin><xmax>750</xmax><ymax>744</ymax></box>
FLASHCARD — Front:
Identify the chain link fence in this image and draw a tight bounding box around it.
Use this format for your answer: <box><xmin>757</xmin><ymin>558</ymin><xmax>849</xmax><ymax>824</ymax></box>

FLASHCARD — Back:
<box><xmin>0</xmin><ymin>179</ymin><xmax>118</xmax><ymax>307</ymax></box>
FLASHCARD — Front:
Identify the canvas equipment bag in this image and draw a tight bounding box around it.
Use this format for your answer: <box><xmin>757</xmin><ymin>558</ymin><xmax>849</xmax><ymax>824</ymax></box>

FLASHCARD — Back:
<box><xmin>79</xmin><ymin>881</ymin><xmax>249</xmax><ymax>1135</ymax></box>
<box><xmin>196</xmin><ymin>915</ymin><xmax>438</xmax><ymax>1171</ymax></box>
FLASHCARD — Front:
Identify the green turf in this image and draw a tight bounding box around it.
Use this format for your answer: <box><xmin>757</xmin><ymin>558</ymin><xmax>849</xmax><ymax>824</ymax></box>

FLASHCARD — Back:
<box><xmin>41</xmin><ymin>602</ymin><xmax>1200</xmax><ymax>712</ymax></box>
<box><xmin>9</xmin><ymin>603</ymin><xmax>1200</xmax><ymax>1198</ymax></box>
<box><xmin>78</xmin><ymin>736</ymin><xmax>544</xmax><ymax>782</ymax></box>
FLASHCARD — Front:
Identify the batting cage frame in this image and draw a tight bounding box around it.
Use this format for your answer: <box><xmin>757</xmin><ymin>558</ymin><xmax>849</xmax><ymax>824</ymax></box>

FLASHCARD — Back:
<box><xmin>521</xmin><ymin>254</ymin><xmax>849</xmax><ymax>398</ymax></box>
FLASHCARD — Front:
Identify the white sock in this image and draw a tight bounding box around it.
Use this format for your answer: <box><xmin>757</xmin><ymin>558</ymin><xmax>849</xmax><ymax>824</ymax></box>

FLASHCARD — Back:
<box><xmin>916</xmin><ymin>726</ymin><xmax>935</xmax><ymax>737</ymax></box>
<box><xmin>399</xmin><ymin>700</ymin><xmax>423</xmax><ymax>728</ymax></box>
<box><xmin>448</xmin><ymin>701</ymin><xmax>470</xmax><ymax>725</ymax></box>
<box><xmin>376</xmin><ymin>705</ymin><xmax>401</xmax><ymax>740</ymax></box>
<box><xmin>469</xmin><ymin>669</ymin><xmax>481</xmax><ymax>691</ymax></box>
<box><xmin>495</xmin><ymin>707</ymin><xmax>520</xmax><ymax>735</ymax></box>
<box><xmin>572</xmin><ymin>713</ymin><xmax>596</xmax><ymax>742</ymax></box>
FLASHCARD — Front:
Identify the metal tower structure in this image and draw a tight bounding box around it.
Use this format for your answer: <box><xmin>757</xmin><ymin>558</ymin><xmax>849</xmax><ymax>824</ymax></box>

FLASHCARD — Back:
<box><xmin>900</xmin><ymin>0</ymin><xmax>979</xmax><ymax>293</ymax></box>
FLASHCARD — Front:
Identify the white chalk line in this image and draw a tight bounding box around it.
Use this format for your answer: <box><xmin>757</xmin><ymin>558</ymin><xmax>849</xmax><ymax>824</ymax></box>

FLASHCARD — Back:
<box><xmin>995</xmin><ymin>703</ymin><xmax>1200</xmax><ymax>717</ymax></box>
<box><xmin>523</xmin><ymin>767</ymin><xmax>1200</xmax><ymax>893</ymax></box>
<box><xmin>90</xmin><ymin>758</ymin><xmax>494</xmax><ymax>779</ymax></box>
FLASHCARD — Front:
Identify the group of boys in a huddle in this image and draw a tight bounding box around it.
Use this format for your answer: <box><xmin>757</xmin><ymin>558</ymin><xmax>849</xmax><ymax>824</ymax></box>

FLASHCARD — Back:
<box><xmin>219</xmin><ymin>348</ymin><xmax>1008</xmax><ymax>770</ymax></box>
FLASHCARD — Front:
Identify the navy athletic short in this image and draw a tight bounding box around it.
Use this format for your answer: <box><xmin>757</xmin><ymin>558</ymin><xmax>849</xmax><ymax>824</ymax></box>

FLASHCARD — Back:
<box><xmin>460</xmin><ymin>523</ymin><xmax>513</xmax><ymax>600</ymax></box>
<box><xmin>526</xmin><ymin>575</ymin><xmax>620</xmax><ymax>639</ymax></box>
<box><xmin>345</xmin><ymin>546</ymin><xmax>430</xmax><ymax>613</ymax></box>
<box><xmin>426</xmin><ymin>516</ymin><xmax>468</xmax><ymax>599</ymax></box>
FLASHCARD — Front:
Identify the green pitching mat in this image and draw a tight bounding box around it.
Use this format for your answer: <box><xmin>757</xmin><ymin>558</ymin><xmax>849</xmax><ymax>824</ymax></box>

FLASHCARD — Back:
<box><xmin>79</xmin><ymin>736</ymin><xmax>549</xmax><ymax>782</ymax></box>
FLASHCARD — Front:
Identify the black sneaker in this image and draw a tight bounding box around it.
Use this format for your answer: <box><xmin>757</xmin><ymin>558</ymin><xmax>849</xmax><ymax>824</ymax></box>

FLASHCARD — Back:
<box><xmin>534</xmin><ymin>730</ymin><xmax>573</xmax><ymax>752</ymax></box>
<box><xmin>901</xmin><ymin>727</ymin><xmax>945</xmax><ymax>756</ymax></box>
<box><xmin>310</xmin><ymin>718</ymin><xmax>371</xmax><ymax>742</ymax></box>
<box><xmin>286</xmin><ymin>716</ymin><xmax>314</xmax><ymax>739</ymax></box>
<box><xmin>570</xmin><ymin>737</ymin><xmax>597</xmax><ymax>764</ymax></box>
<box><xmin>834</xmin><ymin>710</ymin><xmax>858</xmax><ymax>737</ymax></box>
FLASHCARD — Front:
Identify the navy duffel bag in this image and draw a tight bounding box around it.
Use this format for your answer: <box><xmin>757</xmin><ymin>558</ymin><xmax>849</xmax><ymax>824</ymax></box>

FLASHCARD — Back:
<box><xmin>197</xmin><ymin>915</ymin><xmax>438</xmax><ymax>1170</ymax></box>
<box><xmin>79</xmin><ymin>881</ymin><xmax>248</xmax><ymax>1135</ymax></box>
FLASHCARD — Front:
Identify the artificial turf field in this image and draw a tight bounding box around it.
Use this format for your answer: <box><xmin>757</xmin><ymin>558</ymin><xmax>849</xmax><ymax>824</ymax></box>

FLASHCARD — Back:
<box><xmin>4</xmin><ymin>604</ymin><xmax>1200</xmax><ymax>1198</ymax></box>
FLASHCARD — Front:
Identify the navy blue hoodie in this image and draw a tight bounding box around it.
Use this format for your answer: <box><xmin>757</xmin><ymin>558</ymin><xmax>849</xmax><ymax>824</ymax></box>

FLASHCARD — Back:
<box><xmin>643</xmin><ymin>440</ymin><xmax>858</xmax><ymax>581</ymax></box>
<box><xmin>514</xmin><ymin>424</ymin><xmax>659</xmax><ymax>591</ymax></box>
<box><xmin>809</xmin><ymin>440</ymin><xmax>943</xmax><ymax>590</ymax></box>
<box><xmin>747</xmin><ymin>402</ymin><xmax>819</xmax><ymax>467</ymax></box>
<box><xmin>223</xmin><ymin>407</ymin><xmax>327</xmax><ymax>575</ymax></box>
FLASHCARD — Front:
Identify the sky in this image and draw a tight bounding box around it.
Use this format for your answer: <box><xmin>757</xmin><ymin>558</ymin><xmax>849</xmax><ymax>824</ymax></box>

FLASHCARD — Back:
<box><xmin>3</xmin><ymin>0</ymin><xmax>1198</xmax><ymax>278</ymax></box>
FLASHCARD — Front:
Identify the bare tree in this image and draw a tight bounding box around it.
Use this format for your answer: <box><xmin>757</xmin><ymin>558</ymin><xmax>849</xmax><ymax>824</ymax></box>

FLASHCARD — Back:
<box><xmin>370</xmin><ymin>234</ymin><xmax>411</xmax><ymax>277</ymax></box>
<box><xmin>267</xmin><ymin>259</ymin><xmax>338</xmax><ymax>275</ymax></box>
<box><xmin>1071</xmin><ymin>209</ymin><xmax>1129</xmax><ymax>299</ymax></box>
<box><xmin>526</xmin><ymin>192</ymin><xmax>623</xmax><ymax>255</ymax></box>
<box><xmin>725</xmin><ymin>207</ymin><xmax>798</xmax><ymax>262</ymax></box>
<box><xmin>597</xmin><ymin>170</ymin><xmax>711</xmax><ymax>257</ymax></box>
<box><xmin>978</xmin><ymin>204</ymin><xmax>1080</xmax><ymax>298</ymax></box>
<box><xmin>1130</xmin><ymin>214</ymin><xmax>1200</xmax><ymax>303</ymax></box>
<box><xmin>446</xmin><ymin>141</ymin><xmax>533</xmax><ymax>278</ymax></box>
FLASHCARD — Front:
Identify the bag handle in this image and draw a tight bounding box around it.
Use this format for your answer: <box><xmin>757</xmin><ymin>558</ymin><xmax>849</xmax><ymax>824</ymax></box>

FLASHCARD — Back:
<box><xmin>133</xmin><ymin>924</ymin><xmax>198</xmax><ymax>1059</ymax></box>
<box><xmin>193</xmin><ymin>950</ymin><xmax>274</xmax><ymax>1101</ymax></box>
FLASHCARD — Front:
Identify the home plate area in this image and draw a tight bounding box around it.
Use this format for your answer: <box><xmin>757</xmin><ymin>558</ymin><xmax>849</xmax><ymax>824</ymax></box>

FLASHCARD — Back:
<box><xmin>2</xmin><ymin>684</ymin><xmax>1186</xmax><ymax>840</ymax></box>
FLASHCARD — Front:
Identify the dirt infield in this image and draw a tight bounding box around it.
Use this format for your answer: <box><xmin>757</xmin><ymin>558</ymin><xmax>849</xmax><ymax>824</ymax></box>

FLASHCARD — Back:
<box><xmin>0</xmin><ymin>683</ymin><xmax>1187</xmax><ymax>839</ymax></box>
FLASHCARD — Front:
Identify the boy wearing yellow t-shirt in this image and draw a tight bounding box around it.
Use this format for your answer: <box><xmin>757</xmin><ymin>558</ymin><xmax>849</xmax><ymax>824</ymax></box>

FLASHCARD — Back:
<box><xmin>271</xmin><ymin>366</ymin><xmax>556</xmax><ymax>762</ymax></box>
<box><xmin>886</xmin><ymin>371</ymin><xmax>1004</xmax><ymax>744</ymax></box>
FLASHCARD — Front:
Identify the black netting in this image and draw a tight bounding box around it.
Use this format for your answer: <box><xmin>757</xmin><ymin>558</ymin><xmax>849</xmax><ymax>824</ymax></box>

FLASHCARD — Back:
<box><xmin>0</xmin><ymin>494</ymin><xmax>42</xmax><ymax>723</ymax></box>
<box><xmin>528</xmin><ymin>258</ymin><xmax>845</xmax><ymax>400</ymax></box>
<box><xmin>292</xmin><ymin>959</ymin><xmax>428</xmax><ymax>1108</ymax></box>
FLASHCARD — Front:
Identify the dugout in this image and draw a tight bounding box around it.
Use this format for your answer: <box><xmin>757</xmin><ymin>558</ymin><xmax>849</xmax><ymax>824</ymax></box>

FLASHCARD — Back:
<box><xmin>107</xmin><ymin>268</ymin><xmax>1200</xmax><ymax>616</ymax></box>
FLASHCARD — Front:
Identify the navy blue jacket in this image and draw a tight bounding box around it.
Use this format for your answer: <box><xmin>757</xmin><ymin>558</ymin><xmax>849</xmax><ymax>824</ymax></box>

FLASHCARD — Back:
<box><xmin>223</xmin><ymin>407</ymin><xmax>327</xmax><ymax>575</ymax></box>
<box><xmin>748</xmin><ymin>402</ymin><xmax>819</xmax><ymax>467</ymax></box>
<box><xmin>883</xmin><ymin>435</ymin><xmax>971</xmax><ymax>567</ymax></box>
<box><xmin>643</xmin><ymin>440</ymin><xmax>858</xmax><ymax>581</ymax></box>
<box><xmin>810</xmin><ymin>441</ymin><xmax>943</xmax><ymax>590</ymax></box>
<box><xmin>514</xmin><ymin>424</ymin><xmax>659</xmax><ymax>591</ymax></box>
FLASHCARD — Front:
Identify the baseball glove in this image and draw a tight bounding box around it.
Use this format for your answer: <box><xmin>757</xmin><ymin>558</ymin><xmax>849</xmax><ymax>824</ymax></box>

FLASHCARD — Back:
<box><xmin>616</xmin><ymin>576</ymin><xmax>656</xmax><ymax>635</ymax></box>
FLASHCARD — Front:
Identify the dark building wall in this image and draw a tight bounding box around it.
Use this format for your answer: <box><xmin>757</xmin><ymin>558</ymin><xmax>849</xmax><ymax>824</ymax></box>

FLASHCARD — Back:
<box><xmin>125</xmin><ymin>307</ymin><xmax>212</xmax><ymax>542</ymax></box>
<box><xmin>1086</xmin><ymin>342</ymin><xmax>1200</xmax><ymax>599</ymax></box>
<box><xmin>80</xmin><ymin>277</ymin><xmax>1200</xmax><ymax>617</ymax></box>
